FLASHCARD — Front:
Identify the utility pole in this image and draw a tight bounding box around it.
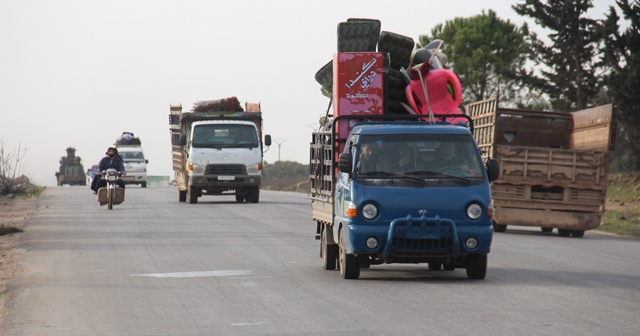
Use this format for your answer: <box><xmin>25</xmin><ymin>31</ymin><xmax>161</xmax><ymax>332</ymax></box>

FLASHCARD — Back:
<box><xmin>274</xmin><ymin>138</ymin><xmax>287</xmax><ymax>162</ymax></box>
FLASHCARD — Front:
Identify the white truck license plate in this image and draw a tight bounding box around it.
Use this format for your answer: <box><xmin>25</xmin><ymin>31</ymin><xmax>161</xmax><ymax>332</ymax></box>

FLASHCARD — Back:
<box><xmin>218</xmin><ymin>176</ymin><xmax>235</xmax><ymax>181</ymax></box>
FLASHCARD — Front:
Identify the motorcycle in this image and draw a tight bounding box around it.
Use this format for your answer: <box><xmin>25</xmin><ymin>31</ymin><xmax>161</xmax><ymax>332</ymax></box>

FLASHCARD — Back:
<box><xmin>97</xmin><ymin>168</ymin><xmax>125</xmax><ymax>209</ymax></box>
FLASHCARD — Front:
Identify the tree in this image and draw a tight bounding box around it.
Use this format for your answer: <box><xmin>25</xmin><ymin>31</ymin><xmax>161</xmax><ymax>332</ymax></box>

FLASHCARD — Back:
<box><xmin>512</xmin><ymin>0</ymin><xmax>602</xmax><ymax>112</ymax></box>
<box><xmin>602</xmin><ymin>0</ymin><xmax>640</xmax><ymax>171</ymax></box>
<box><xmin>419</xmin><ymin>10</ymin><xmax>534</xmax><ymax>106</ymax></box>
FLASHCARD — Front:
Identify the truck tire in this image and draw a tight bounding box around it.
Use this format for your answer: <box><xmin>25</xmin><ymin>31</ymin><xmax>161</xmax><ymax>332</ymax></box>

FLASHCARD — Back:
<box><xmin>571</xmin><ymin>230</ymin><xmax>585</xmax><ymax>238</ymax></box>
<box><xmin>339</xmin><ymin>229</ymin><xmax>360</xmax><ymax>279</ymax></box>
<box><xmin>493</xmin><ymin>222</ymin><xmax>507</xmax><ymax>233</ymax></box>
<box><xmin>188</xmin><ymin>186</ymin><xmax>198</xmax><ymax>204</ymax></box>
<box><xmin>247</xmin><ymin>187</ymin><xmax>259</xmax><ymax>203</ymax></box>
<box><xmin>466</xmin><ymin>254</ymin><xmax>487</xmax><ymax>280</ymax></box>
<box><xmin>141</xmin><ymin>182</ymin><xmax>147</xmax><ymax>188</ymax></box>
<box><xmin>178</xmin><ymin>189</ymin><xmax>187</xmax><ymax>202</ymax></box>
<box><xmin>338</xmin><ymin>19</ymin><xmax>380</xmax><ymax>52</ymax></box>
<box><xmin>541</xmin><ymin>227</ymin><xmax>553</xmax><ymax>233</ymax></box>
<box><xmin>558</xmin><ymin>229</ymin><xmax>571</xmax><ymax>237</ymax></box>
<box><xmin>428</xmin><ymin>262</ymin><xmax>442</xmax><ymax>271</ymax></box>
<box><xmin>321</xmin><ymin>225</ymin><xmax>337</xmax><ymax>270</ymax></box>
<box><xmin>235</xmin><ymin>194</ymin><xmax>245</xmax><ymax>203</ymax></box>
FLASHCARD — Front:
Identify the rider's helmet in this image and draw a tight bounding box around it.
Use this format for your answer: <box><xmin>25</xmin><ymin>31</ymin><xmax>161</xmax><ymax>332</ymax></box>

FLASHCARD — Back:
<box><xmin>106</xmin><ymin>147</ymin><xmax>118</xmax><ymax>155</ymax></box>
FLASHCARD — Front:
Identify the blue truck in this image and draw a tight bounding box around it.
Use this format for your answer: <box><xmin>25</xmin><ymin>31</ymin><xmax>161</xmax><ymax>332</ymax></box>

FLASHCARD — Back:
<box><xmin>310</xmin><ymin>18</ymin><xmax>499</xmax><ymax>279</ymax></box>
<box><xmin>310</xmin><ymin>115</ymin><xmax>500</xmax><ymax>279</ymax></box>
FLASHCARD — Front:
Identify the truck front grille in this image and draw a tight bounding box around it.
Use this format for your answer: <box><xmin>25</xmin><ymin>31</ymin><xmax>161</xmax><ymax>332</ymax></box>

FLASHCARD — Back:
<box><xmin>391</xmin><ymin>237</ymin><xmax>453</xmax><ymax>255</ymax></box>
<box><xmin>206</xmin><ymin>164</ymin><xmax>246</xmax><ymax>175</ymax></box>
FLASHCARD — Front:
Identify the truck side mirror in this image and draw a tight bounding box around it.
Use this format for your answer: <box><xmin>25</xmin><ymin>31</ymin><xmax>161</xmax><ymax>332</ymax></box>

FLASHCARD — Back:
<box><xmin>145</xmin><ymin>160</ymin><xmax>149</xmax><ymax>164</ymax></box>
<box><xmin>179</xmin><ymin>134</ymin><xmax>187</xmax><ymax>146</ymax></box>
<box><xmin>486</xmin><ymin>158</ymin><xmax>500</xmax><ymax>182</ymax></box>
<box><xmin>338</xmin><ymin>152</ymin><xmax>353</xmax><ymax>173</ymax></box>
<box><xmin>264</xmin><ymin>134</ymin><xmax>272</xmax><ymax>147</ymax></box>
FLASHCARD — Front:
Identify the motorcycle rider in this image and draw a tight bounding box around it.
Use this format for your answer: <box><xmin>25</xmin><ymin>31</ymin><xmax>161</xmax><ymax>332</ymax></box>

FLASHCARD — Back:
<box><xmin>90</xmin><ymin>147</ymin><xmax>126</xmax><ymax>193</ymax></box>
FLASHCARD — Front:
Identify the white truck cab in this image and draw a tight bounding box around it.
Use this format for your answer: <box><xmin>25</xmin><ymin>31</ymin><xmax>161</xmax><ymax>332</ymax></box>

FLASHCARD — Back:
<box><xmin>117</xmin><ymin>146</ymin><xmax>148</xmax><ymax>188</ymax></box>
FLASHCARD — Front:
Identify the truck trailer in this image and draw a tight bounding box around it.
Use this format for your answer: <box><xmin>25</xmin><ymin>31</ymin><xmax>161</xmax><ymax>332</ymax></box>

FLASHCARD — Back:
<box><xmin>467</xmin><ymin>97</ymin><xmax>616</xmax><ymax>237</ymax></box>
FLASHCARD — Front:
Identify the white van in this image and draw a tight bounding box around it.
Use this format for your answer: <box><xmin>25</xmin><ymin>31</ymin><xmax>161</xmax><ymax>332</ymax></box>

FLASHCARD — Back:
<box><xmin>117</xmin><ymin>147</ymin><xmax>148</xmax><ymax>188</ymax></box>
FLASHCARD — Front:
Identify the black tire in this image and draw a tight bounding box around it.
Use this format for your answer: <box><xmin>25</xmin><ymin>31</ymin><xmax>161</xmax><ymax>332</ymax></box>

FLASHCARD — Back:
<box><xmin>428</xmin><ymin>262</ymin><xmax>442</xmax><ymax>271</ymax></box>
<box><xmin>108</xmin><ymin>188</ymin><xmax>114</xmax><ymax>210</ymax></box>
<box><xmin>339</xmin><ymin>228</ymin><xmax>360</xmax><ymax>279</ymax></box>
<box><xmin>443</xmin><ymin>264</ymin><xmax>455</xmax><ymax>271</ymax></box>
<box><xmin>541</xmin><ymin>227</ymin><xmax>553</xmax><ymax>233</ymax></box>
<box><xmin>235</xmin><ymin>194</ymin><xmax>245</xmax><ymax>203</ymax></box>
<box><xmin>466</xmin><ymin>254</ymin><xmax>487</xmax><ymax>280</ymax></box>
<box><xmin>247</xmin><ymin>187</ymin><xmax>259</xmax><ymax>203</ymax></box>
<box><xmin>315</xmin><ymin>60</ymin><xmax>333</xmax><ymax>96</ymax></box>
<box><xmin>178</xmin><ymin>189</ymin><xmax>187</xmax><ymax>202</ymax></box>
<box><xmin>141</xmin><ymin>182</ymin><xmax>147</xmax><ymax>188</ymax></box>
<box><xmin>321</xmin><ymin>225</ymin><xmax>337</xmax><ymax>270</ymax></box>
<box><xmin>571</xmin><ymin>230</ymin><xmax>585</xmax><ymax>238</ymax></box>
<box><xmin>558</xmin><ymin>229</ymin><xmax>572</xmax><ymax>237</ymax></box>
<box><xmin>188</xmin><ymin>186</ymin><xmax>198</xmax><ymax>204</ymax></box>
<box><xmin>493</xmin><ymin>223</ymin><xmax>507</xmax><ymax>233</ymax></box>
<box><xmin>338</xmin><ymin>19</ymin><xmax>380</xmax><ymax>52</ymax></box>
<box><xmin>378</xmin><ymin>31</ymin><xmax>415</xmax><ymax>70</ymax></box>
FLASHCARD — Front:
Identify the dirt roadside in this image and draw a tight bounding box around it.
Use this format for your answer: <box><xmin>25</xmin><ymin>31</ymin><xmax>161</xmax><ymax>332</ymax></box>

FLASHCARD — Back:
<box><xmin>0</xmin><ymin>196</ymin><xmax>39</xmax><ymax>325</ymax></box>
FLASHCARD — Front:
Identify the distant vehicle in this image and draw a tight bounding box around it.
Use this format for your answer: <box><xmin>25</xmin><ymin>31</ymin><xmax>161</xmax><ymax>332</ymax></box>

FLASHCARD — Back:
<box><xmin>114</xmin><ymin>132</ymin><xmax>148</xmax><ymax>188</ymax></box>
<box><xmin>55</xmin><ymin>147</ymin><xmax>86</xmax><ymax>186</ymax></box>
<box><xmin>86</xmin><ymin>164</ymin><xmax>98</xmax><ymax>185</ymax></box>
<box><xmin>169</xmin><ymin>97</ymin><xmax>271</xmax><ymax>204</ymax></box>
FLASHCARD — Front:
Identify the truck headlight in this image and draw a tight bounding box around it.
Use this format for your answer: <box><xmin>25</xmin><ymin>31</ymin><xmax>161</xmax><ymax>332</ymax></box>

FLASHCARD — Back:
<box><xmin>246</xmin><ymin>163</ymin><xmax>260</xmax><ymax>174</ymax></box>
<box><xmin>362</xmin><ymin>203</ymin><xmax>378</xmax><ymax>220</ymax></box>
<box><xmin>466</xmin><ymin>203</ymin><xmax>482</xmax><ymax>220</ymax></box>
<box><xmin>191</xmin><ymin>164</ymin><xmax>205</xmax><ymax>174</ymax></box>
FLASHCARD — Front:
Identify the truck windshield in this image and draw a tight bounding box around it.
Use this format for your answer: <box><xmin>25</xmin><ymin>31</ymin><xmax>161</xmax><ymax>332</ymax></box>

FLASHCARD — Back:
<box><xmin>120</xmin><ymin>152</ymin><xmax>145</xmax><ymax>161</ymax></box>
<box><xmin>192</xmin><ymin>124</ymin><xmax>259</xmax><ymax>149</ymax></box>
<box><xmin>355</xmin><ymin>134</ymin><xmax>485</xmax><ymax>180</ymax></box>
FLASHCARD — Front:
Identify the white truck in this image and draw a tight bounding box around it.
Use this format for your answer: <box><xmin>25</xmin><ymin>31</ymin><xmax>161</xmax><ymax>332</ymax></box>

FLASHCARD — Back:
<box><xmin>115</xmin><ymin>132</ymin><xmax>148</xmax><ymax>188</ymax></box>
<box><xmin>169</xmin><ymin>97</ymin><xmax>271</xmax><ymax>204</ymax></box>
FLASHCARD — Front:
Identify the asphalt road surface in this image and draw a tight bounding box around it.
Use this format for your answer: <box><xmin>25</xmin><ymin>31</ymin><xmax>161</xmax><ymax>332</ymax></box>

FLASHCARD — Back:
<box><xmin>2</xmin><ymin>186</ymin><xmax>639</xmax><ymax>336</ymax></box>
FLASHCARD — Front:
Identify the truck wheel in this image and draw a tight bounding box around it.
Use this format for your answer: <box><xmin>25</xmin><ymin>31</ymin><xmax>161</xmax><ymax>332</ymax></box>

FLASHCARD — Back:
<box><xmin>466</xmin><ymin>254</ymin><xmax>487</xmax><ymax>280</ymax></box>
<box><xmin>188</xmin><ymin>186</ymin><xmax>198</xmax><ymax>204</ymax></box>
<box><xmin>428</xmin><ymin>262</ymin><xmax>442</xmax><ymax>271</ymax></box>
<box><xmin>141</xmin><ymin>182</ymin><xmax>147</xmax><ymax>188</ymax></box>
<box><xmin>443</xmin><ymin>264</ymin><xmax>455</xmax><ymax>271</ymax></box>
<box><xmin>571</xmin><ymin>230</ymin><xmax>585</xmax><ymax>238</ymax></box>
<box><xmin>493</xmin><ymin>222</ymin><xmax>507</xmax><ymax>233</ymax></box>
<box><xmin>247</xmin><ymin>187</ymin><xmax>259</xmax><ymax>203</ymax></box>
<box><xmin>558</xmin><ymin>229</ymin><xmax>571</xmax><ymax>237</ymax></box>
<box><xmin>235</xmin><ymin>194</ymin><xmax>245</xmax><ymax>203</ymax></box>
<box><xmin>338</xmin><ymin>229</ymin><xmax>360</xmax><ymax>279</ymax></box>
<box><xmin>541</xmin><ymin>227</ymin><xmax>553</xmax><ymax>233</ymax></box>
<box><xmin>321</xmin><ymin>225</ymin><xmax>337</xmax><ymax>270</ymax></box>
<box><xmin>178</xmin><ymin>189</ymin><xmax>187</xmax><ymax>202</ymax></box>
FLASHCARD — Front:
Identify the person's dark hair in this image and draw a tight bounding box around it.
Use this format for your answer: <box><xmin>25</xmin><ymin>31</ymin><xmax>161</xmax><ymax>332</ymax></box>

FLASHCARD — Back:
<box><xmin>106</xmin><ymin>147</ymin><xmax>118</xmax><ymax>155</ymax></box>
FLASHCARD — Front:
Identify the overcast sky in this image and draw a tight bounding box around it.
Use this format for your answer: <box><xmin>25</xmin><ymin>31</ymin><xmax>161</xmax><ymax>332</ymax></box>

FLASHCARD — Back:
<box><xmin>0</xmin><ymin>0</ymin><xmax>619</xmax><ymax>186</ymax></box>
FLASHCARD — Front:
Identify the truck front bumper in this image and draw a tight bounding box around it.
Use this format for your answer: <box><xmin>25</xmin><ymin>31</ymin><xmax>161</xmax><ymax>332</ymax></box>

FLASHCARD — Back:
<box><xmin>342</xmin><ymin>215</ymin><xmax>492</xmax><ymax>259</ymax></box>
<box><xmin>188</xmin><ymin>174</ymin><xmax>261</xmax><ymax>188</ymax></box>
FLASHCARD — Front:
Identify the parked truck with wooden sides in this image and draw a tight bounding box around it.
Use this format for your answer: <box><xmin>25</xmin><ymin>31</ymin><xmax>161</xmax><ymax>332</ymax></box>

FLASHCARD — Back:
<box><xmin>467</xmin><ymin>97</ymin><xmax>616</xmax><ymax>237</ymax></box>
<box><xmin>169</xmin><ymin>97</ymin><xmax>271</xmax><ymax>204</ymax></box>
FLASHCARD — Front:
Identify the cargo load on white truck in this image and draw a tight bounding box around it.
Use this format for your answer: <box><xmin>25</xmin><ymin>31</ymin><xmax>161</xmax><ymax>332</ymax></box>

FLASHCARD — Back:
<box><xmin>169</xmin><ymin>96</ymin><xmax>271</xmax><ymax>204</ymax></box>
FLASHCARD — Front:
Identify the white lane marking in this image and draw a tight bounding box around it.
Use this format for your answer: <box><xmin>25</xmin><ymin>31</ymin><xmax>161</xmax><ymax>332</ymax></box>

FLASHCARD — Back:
<box><xmin>231</xmin><ymin>321</ymin><xmax>268</xmax><ymax>326</ymax></box>
<box><xmin>129</xmin><ymin>270</ymin><xmax>252</xmax><ymax>278</ymax></box>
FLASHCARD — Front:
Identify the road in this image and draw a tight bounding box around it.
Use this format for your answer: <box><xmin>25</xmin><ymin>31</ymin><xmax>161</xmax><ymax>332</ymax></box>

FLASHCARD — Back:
<box><xmin>2</xmin><ymin>186</ymin><xmax>639</xmax><ymax>336</ymax></box>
